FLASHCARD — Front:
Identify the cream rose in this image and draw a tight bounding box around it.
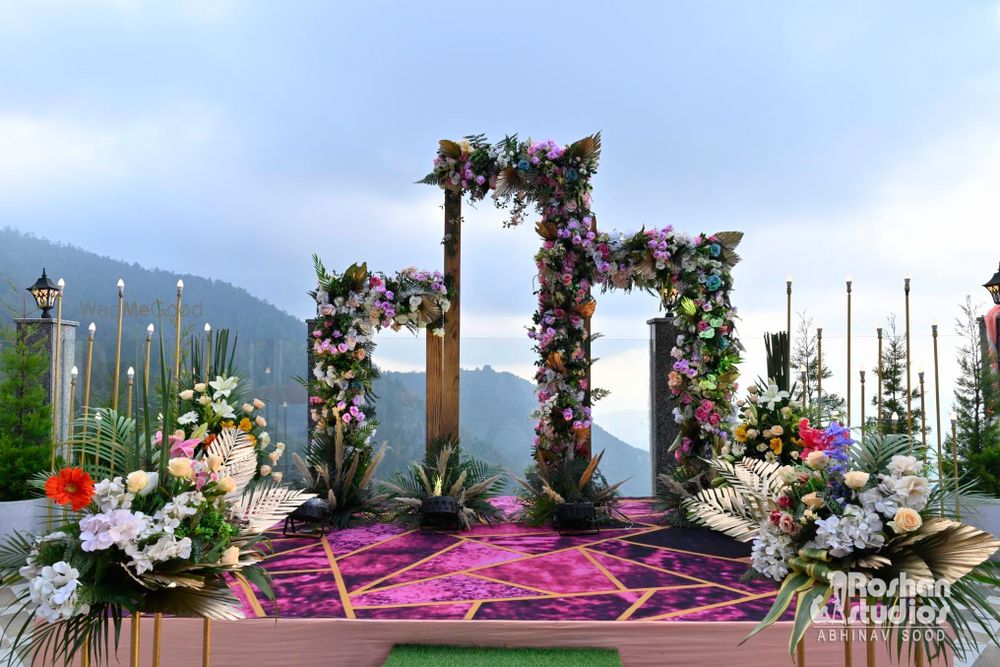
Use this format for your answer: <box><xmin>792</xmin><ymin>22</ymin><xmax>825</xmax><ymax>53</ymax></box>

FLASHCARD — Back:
<box><xmin>198</xmin><ymin>395</ymin><xmax>211</xmax><ymax>406</ymax></box>
<box><xmin>217</xmin><ymin>476</ymin><xmax>236</xmax><ymax>494</ymax></box>
<box><xmin>242</xmin><ymin>403</ymin><xmax>254</xmax><ymax>415</ymax></box>
<box><xmin>777</xmin><ymin>466</ymin><xmax>798</xmax><ymax>484</ymax></box>
<box><xmin>805</xmin><ymin>451</ymin><xmax>829</xmax><ymax>469</ymax></box>
<box><xmin>771</xmin><ymin>424</ymin><xmax>784</xmax><ymax>436</ymax></box>
<box><xmin>888</xmin><ymin>507</ymin><xmax>923</xmax><ymax>534</ymax></box>
<box><xmin>253</xmin><ymin>398</ymin><xmax>265</xmax><ymax>410</ymax></box>
<box><xmin>255</xmin><ymin>415</ymin><xmax>267</xmax><ymax>428</ymax></box>
<box><xmin>272</xmin><ymin>472</ymin><xmax>284</xmax><ymax>484</ymax></box>
<box><xmin>168</xmin><ymin>457</ymin><xmax>194</xmax><ymax>479</ymax></box>
<box><xmin>844</xmin><ymin>471</ymin><xmax>870</xmax><ymax>490</ymax></box>
<box><xmin>259</xmin><ymin>465</ymin><xmax>272</xmax><ymax>476</ymax></box>
<box><xmin>194</xmin><ymin>382</ymin><xmax>207</xmax><ymax>393</ymax></box>
<box><xmin>126</xmin><ymin>470</ymin><xmax>148</xmax><ymax>494</ymax></box>
<box><xmin>178</xmin><ymin>389</ymin><xmax>195</xmax><ymax>400</ymax></box>
<box><xmin>220</xmin><ymin>546</ymin><xmax>240</xmax><ymax>567</ymax></box>
<box><xmin>802</xmin><ymin>492</ymin><xmax>825</xmax><ymax>510</ymax></box>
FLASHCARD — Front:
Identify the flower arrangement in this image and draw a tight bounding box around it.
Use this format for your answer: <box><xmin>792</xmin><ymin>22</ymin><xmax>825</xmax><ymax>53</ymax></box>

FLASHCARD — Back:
<box><xmin>742</xmin><ymin>432</ymin><xmax>1000</xmax><ymax>660</ymax></box>
<box><xmin>726</xmin><ymin>382</ymin><xmax>806</xmax><ymax>466</ymax></box>
<box><xmin>309</xmin><ymin>257</ymin><xmax>451</xmax><ymax>446</ymax></box>
<box><xmin>381</xmin><ymin>437</ymin><xmax>506</xmax><ymax>530</ymax></box>
<box><xmin>422</xmin><ymin>134</ymin><xmax>741</xmax><ymax>507</ymax></box>
<box><xmin>1</xmin><ymin>425</ymin><xmax>312</xmax><ymax>665</ymax></box>
<box><xmin>174</xmin><ymin>374</ymin><xmax>285</xmax><ymax>482</ymax></box>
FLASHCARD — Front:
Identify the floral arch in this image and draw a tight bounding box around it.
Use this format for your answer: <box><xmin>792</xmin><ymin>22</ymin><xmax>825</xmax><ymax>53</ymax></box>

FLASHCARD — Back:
<box><xmin>310</xmin><ymin>133</ymin><xmax>742</xmax><ymax>493</ymax></box>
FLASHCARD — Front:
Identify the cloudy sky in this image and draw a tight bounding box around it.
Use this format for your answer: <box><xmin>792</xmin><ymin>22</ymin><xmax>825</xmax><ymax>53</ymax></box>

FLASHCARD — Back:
<box><xmin>2</xmin><ymin>1</ymin><xmax>1000</xmax><ymax>448</ymax></box>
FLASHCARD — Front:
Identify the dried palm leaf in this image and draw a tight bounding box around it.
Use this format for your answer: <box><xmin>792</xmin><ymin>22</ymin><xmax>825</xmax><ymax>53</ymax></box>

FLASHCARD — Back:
<box><xmin>573</xmin><ymin>300</ymin><xmax>597</xmax><ymax>319</ymax></box>
<box><xmin>438</xmin><ymin>139</ymin><xmax>462</xmax><ymax>159</ymax></box>
<box><xmin>578</xmin><ymin>450</ymin><xmax>604</xmax><ymax>490</ymax></box>
<box><xmin>234</xmin><ymin>485</ymin><xmax>315</xmax><ymax>534</ymax></box>
<box><xmin>205</xmin><ymin>427</ymin><xmax>257</xmax><ymax>499</ymax></box>
<box><xmin>534</xmin><ymin>220</ymin><xmax>559</xmax><ymax>240</ymax></box>
<box><xmin>567</xmin><ymin>133</ymin><xmax>602</xmax><ymax>163</ymax></box>
<box><xmin>546</xmin><ymin>351</ymin><xmax>566</xmax><ymax>373</ymax></box>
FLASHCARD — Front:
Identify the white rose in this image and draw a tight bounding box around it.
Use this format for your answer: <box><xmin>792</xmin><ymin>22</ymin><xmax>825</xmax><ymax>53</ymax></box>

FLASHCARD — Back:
<box><xmin>259</xmin><ymin>465</ymin><xmax>272</xmax><ymax>476</ymax></box>
<box><xmin>272</xmin><ymin>472</ymin><xmax>283</xmax><ymax>484</ymax></box>
<box><xmin>217</xmin><ymin>477</ymin><xmax>236</xmax><ymax>494</ymax></box>
<box><xmin>242</xmin><ymin>403</ymin><xmax>253</xmax><ymax>415</ymax></box>
<box><xmin>888</xmin><ymin>455</ymin><xmax>920</xmax><ymax>478</ymax></box>
<box><xmin>207</xmin><ymin>454</ymin><xmax>224</xmax><ymax>473</ymax></box>
<box><xmin>777</xmin><ymin>466</ymin><xmax>798</xmax><ymax>485</ymax></box>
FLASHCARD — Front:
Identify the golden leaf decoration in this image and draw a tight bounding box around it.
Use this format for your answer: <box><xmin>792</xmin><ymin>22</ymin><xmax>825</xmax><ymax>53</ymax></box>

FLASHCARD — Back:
<box><xmin>418</xmin><ymin>295</ymin><xmax>442</xmax><ymax>323</ymax></box>
<box><xmin>495</xmin><ymin>166</ymin><xmax>525</xmax><ymax>199</ymax></box>
<box><xmin>578</xmin><ymin>450</ymin><xmax>604</xmax><ymax>490</ymax></box>
<box><xmin>535</xmin><ymin>220</ymin><xmax>559</xmax><ymax>240</ymax></box>
<box><xmin>567</xmin><ymin>133</ymin><xmax>602</xmax><ymax>164</ymax></box>
<box><xmin>546</xmin><ymin>351</ymin><xmax>566</xmax><ymax>373</ymax></box>
<box><xmin>714</xmin><ymin>231</ymin><xmax>744</xmax><ymax>268</ymax></box>
<box><xmin>438</xmin><ymin>139</ymin><xmax>462</xmax><ymax>159</ymax></box>
<box><xmin>574</xmin><ymin>300</ymin><xmax>597</xmax><ymax>319</ymax></box>
<box><xmin>889</xmin><ymin>518</ymin><xmax>1000</xmax><ymax>583</ymax></box>
<box><xmin>205</xmin><ymin>427</ymin><xmax>257</xmax><ymax>500</ymax></box>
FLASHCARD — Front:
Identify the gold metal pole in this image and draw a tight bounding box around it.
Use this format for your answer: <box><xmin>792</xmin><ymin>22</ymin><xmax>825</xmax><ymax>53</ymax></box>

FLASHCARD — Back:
<box><xmin>919</xmin><ymin>370</ymin><xmax>927</xmax><ymax>465</ymax></box>
<box><xmin>68</xmin><ymin>367</ymin><xmax>77</xmax><ymax>464</ymax></box>
<box><xmin>800</xmin><ymin>365</ymin><xmax>808</xmax><ymax>412</ymax></box>
<box><xmin>914</xmin><ymin>638</ymin><xmax>925</xmax><ymax>667</ymax></box>
<box><xmin>797</xmin><ymin>637</ymin><xmax>806</xmax><ymax>666</ymax></box>
<box><xmin>204</xmin><ymin>322</ymin><xmax>212</xmax><ymax>383</ymax></box>
<box><xmin>860</xmin><ymin>370</ymin><xmax>866</xmax><ymax>442</ymax></box>
<box><xmin>846</xmin><ymin>276</ymin><xmax>853</xmax><ymax>428</ymax></box>
<box><xmin>112</xmin><ymin>279</ymin><xmax>124</xmax><ymax>411</ymax></box>
<box><xmin>844</xmin><ymin>594</ymin><xmax>852</xmax><ymax>667</ymax></box>
<box><xmin>144</xmin><ymin>323</ymin><xmax>154</xmax><ymax>393</ymax></box>
<box><xmin>951</xmin><ymin>414</ymin><xmax>960</xmax><ymax>519</ymax></box>
<box><xmin>904</xmin><ymin>275</ymin><xmax>913</xmax><ymax>437</ymax></box>
<box><xmin>816</xmin><ymin>327</ymin><xmax>823</xmax><ymax>425</ymax></box>
<box><xmin>81</xmin><ymin>637</ymin><xmax>91</xmax><ymax>667</ymax></box>
<box><xmin>130</xmin><ymin>611</ymin><xmax>141</xmax><ymax>667</ymax></box>
<box><xmin>877</xmin><ymin>327</ymin><xmax>884</xmax><ymax>434</ymax></box>
<box><xmin>50</xmin><ymin>280</ymin><xmax>64</xmax><ymax>471</ymax></box>
<box><xmin>126</xmin><ymin>368</ymin><xmax>135</xmax><ymax>419</ymax></box>
<box><xmin>83</xmin><ymin>323</ymin><xmax>95</xmax><ymax>467</ymax></box>
<box><xmin>866</xmin><ymin>619</ymin><xmax>876</xmax><ymax>667</ymax></box>
<box><xmin>786</xmin><ymin>275</ymin><xmax>793</xmax><ymax>392</ymax></box>
<box><xmin>153</xmin><ymin>613</ymin><xmax>162</xmax><ymax>667</ymax></box>
<box><xmin>174</xmin><ymin>279</ymin><xmax>184</xmax><ymax>382</ymax></box>
<box><xmin>202</xmin><ymin>618</ymin><xmax>212</xmax><ymax>667</ymax></box>
<box><xmin>932</xmin><ymin>323</ymin><xmax>943</xmax><ymax>498</ymax></box>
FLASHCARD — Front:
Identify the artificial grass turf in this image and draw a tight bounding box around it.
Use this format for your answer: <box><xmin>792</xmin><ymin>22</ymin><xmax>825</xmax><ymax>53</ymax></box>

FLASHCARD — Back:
<box><xmin>383</xmin><ymin>645</ymin><xmax>622</xmax><ymax>667</ymax></box>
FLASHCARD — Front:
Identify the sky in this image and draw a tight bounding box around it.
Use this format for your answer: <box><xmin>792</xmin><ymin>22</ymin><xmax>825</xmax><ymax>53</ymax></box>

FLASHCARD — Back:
<box><xmin>2</xmin><ymin>1</ymin><xmax>1000</xmax><ymax>449</ymax></box>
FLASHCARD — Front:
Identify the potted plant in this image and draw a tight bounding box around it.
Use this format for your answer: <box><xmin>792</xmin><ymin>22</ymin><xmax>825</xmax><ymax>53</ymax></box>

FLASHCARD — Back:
<box><xmin>0</xmin><ymin>329</ymin><xmax>52</xmax><ymax>540</ymax></box>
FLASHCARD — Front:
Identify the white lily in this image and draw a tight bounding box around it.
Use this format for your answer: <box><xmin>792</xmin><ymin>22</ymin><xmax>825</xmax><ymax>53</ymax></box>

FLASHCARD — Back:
<box><xmin>759</xmin><ymin>383</ymin><xmax>789</xmax><ymax>410</ymax></box>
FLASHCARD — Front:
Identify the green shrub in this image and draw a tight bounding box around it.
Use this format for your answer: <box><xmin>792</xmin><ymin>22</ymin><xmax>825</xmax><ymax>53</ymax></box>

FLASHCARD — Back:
<box><xmin>0</xmin><ymin>328</ymin><xmax>52</xmax><ymax>501</ymax></box>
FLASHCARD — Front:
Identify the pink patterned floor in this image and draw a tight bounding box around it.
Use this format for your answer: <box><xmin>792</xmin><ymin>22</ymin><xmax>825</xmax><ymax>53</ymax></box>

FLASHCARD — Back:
<box><xmin>231</xmin><ymin>499</ymin><xmax>785</xmax><ymax>622</ymax></box>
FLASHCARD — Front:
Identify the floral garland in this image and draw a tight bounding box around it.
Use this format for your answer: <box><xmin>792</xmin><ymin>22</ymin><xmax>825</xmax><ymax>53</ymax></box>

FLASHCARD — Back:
<box><xmin>422</xmin><ymin>135</ymin><xmax>741</xmax><ymax>473</ymax></box>
<box><xmin>309</xmin><ymin>256</ymin><xmax>451</xmax><ymax>448</ymax></box>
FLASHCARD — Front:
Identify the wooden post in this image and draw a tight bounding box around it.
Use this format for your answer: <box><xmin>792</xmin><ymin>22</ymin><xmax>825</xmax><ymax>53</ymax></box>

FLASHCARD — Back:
<box><xmin>441</xmin><ymin>190</ymin><xmax>462</xmax><ymax>445</ymax></box>
<box><xmin>425</xmin><ymin>328</ymin><xmax>443</xmax><ymax>449</ymax></box>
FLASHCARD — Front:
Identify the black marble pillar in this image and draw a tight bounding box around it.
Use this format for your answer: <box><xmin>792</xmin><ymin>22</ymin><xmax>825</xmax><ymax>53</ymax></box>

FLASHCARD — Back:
<box><xmin>648</xmin><ymin>316</ymin><xmax>681</xmax><ymax>491</ymax></box>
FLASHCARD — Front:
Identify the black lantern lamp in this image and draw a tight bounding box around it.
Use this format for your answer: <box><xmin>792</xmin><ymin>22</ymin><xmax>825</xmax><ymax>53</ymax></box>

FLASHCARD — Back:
<box><xmin>420</xmin><ymin>495</ymin><xmax>461</xmax><ymax>532</ymax></box>
<box><xmin>27</xmin><ymin>269</ymin><xmax>60</xmax><ymax>318</ymax></box>
<box><xmin>984</xmin><ymin>262</ymin><xmax>1000</xmax><ymax>305</ymax></box>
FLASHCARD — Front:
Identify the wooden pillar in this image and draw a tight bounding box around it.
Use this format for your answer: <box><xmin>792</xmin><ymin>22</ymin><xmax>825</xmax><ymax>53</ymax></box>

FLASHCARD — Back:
<box><xmin>428</xmin><ymin>189</ymin><xmax>461</xmax><ymax>450</ymax></box>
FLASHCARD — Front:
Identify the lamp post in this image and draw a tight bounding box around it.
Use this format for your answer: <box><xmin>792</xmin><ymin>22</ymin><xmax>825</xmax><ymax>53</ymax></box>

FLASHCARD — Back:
<box><xmin>204</xmin><ymin>323</ymin><xmax>212</xmax><ymax>383</ymax></box>
<box><xmin>26</xmin><ymin>269</ymin><xmax>60</xmax><ymax>318</ymax></box>
<box><xmin>904</xmin><ymin>276</ymin><xmax>913</xmax><ymax>436</ymax></box>
<box><xmin>799</xmin><ymin>364</ymin><xmax>808</xmax><ymax>412</ymax></box>
<box><xmin>877</xmin><ymin>327</ymin><xmax>884</xmax><ymax>434</ymax></box>
<box><xmin>816</xmin><ymin>327</ymin><xmax>823</xmax><ymax>425</ymax></box>
<box><xmin>144</xmin><ymin>324</ymin><xmax>154</xmax><ymax>393</ymax></box>
<box><xmin>846</xmin><ymin>276</ymin><xmax>852</xmax><ymax>428</ymax></box>
<box><xmin>984</xmin><ymin>262</ymin><xmax>1000</xmax><ymax>362</ymax></box>
<box><xmin>786</xmin><ymin>275</ymin><xmax>792</xmax><ymax>392</ymax></box>
<box><xmin>860</xmin><ymin>370</ymin><xmax>866</xmax><ymax>442</ymax></box>
<box><xmin>951</xmin><ymin>413</ymin><xmax>960</xmax><ymax>519</ymax></box>
<box><xmin>890</xmin><ymin>411</ymin><xmax>899</xmax><ymax>435</ymax></box>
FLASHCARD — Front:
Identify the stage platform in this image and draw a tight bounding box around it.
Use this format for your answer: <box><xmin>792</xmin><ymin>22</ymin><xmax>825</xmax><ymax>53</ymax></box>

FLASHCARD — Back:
<box><xmin>231</xmin><ymin>498</ymin><xmax>784</xmax><ymax>623</ymax></box>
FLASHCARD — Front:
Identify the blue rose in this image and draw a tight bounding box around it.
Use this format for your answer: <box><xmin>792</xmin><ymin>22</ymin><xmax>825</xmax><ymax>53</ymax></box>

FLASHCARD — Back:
<box><xmin>706</xmin><ymin>274</ymin><xmax>723</xmax><ymax>291</ymax></box>
<box><xmin>517</xmin><ymin>159</ymin><xmax>530</xmax><ymax>171</ymax></box>
<box><xmin>720</xmin><ymin>337</ymin><xmax>730</xmax><ymax>349</ymax></box>
<box><xmin>708</xmin><ymin>243</ymin><xmax>721</xmax><ymax>257</ymax></box>
<box><xmin>565</xmin><ymin>168</ymin><xmax>578</xmax><ymax>181</ymax></box>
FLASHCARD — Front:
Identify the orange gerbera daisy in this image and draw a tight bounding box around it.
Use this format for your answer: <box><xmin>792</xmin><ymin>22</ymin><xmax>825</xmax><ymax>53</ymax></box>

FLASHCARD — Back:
<box><xmin>238</xmin><ymin>417</ymin><xmax>253</xmax><ymax>432</ymax></box>
<box><xmin>45</xmin><ymin>467</ymin><xmax>95</xmax><ymax>511</ymax></box>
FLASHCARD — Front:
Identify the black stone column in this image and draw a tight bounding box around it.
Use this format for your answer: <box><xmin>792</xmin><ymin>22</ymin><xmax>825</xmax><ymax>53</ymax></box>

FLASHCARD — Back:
<box><xmin>648</xmin><ymin>316</ymin><xmax>681</xmax><ymax>491</ymax></box>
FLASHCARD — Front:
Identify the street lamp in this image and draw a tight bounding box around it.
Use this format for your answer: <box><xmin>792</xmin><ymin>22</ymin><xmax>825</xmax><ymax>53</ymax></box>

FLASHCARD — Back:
<box><xmin>984</xmin><ymin>262</ymin><xmax>1000</xmax><ymax>305</ymax></box>
<box><xmin>27</xmin><ymin>269</ymin><xmax>59</xmax><ymax>318</ymax></box>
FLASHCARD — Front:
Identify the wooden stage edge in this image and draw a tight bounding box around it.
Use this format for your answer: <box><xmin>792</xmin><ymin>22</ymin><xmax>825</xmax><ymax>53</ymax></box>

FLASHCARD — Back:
<box><xmin>66</xmin><ymin>616</ymin><xmax>950</xmax><ymax>667</ymax></box>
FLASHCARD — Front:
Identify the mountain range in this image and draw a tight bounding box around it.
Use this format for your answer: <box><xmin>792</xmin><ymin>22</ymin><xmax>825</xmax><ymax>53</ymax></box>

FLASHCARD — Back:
<box><xmin>0</xmin><ymin>227</ymin><xmax>652</xmax><ymax>495</ymax></box>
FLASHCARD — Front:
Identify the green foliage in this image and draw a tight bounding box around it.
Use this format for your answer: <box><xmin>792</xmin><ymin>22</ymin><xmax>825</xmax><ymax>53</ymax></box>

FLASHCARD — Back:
<box><xmin>791</xmin><ymin>311</ymin><xmax>845</xmax><ymax>422</ymax></box>
<box><xmin>764</xmin><ymin>331</ymin><xmax>789</xmax><ymax>392</ymax></box>
<box><xmin>381</xmin><ymin>437</ymin><xmax>506</xmax><ymax>529</ymax></box>
<box><xmin>0</xmin><ymin>327</ymin><xmax>52</xmax><ymax>500</ymax></box>
<box><xmin>867</xmin><ymin>314</ymin><xmax>924</xmax><ymax>437</ymax></box>
<box><xmin>293</xmin><ymin>417</ymin><xmax>387</xmax><ymax>529</ymax></box>
<box><xmin>513</xmin><ymin>450</ymin><xmax>626</xmax><ymax>527</ymax></box>
<box><xmin>952</xmin><ymin>296</ymin><xmax>1000</xmax><ymax>496</ymax></box>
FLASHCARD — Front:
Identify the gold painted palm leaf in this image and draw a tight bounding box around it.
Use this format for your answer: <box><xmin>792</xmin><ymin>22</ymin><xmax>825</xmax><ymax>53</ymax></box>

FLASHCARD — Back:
<box><xmin>234</xmin><ymin>484</ymin><xmax>315</xmax><ymax>534</ymax></box>
<box><xmin>206</xmin><ymin>427</ymin><xmax>257</xmax><ymax>499</ymax></box>
<box><xmin>567</xmin><ymin>133</ymin><xmax>602</xmax><ymax>164</ymax></box>
<box><xmin>887</xmin><ymin>518</ymin><xmax>1000</xmax><ymax>584</ymax></box>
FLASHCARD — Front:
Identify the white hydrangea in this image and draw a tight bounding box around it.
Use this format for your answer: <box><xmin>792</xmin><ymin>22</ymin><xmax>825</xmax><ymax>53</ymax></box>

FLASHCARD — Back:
<box><xmin>155</xmin><ymin>491</ymin><xmax>203</xmax><ymax>534</ymax></box>
<box><xmin>888</xmin><ymin>455</ymin><xmax>920</xmax><ymax>478</ymax></box>
<box><xmin>124</xmin><ymin>535</ymin><xmax>193</xmax><ymax>575</ymax></box>
<box><xmin>28</xmin><ymin>561</ymin><xmax>89</xmax><ymax>623</ymax></box>
<box><xmin>18</xmin><ymin>532</ymin><xmax>69</xmax><ymax>581</ymax></box>
<box><xmin>751</xmin><ymin>521</ymin><xmax>795</xmax><ymax>581</ymax></box>
<box><xmin>92</xmin><ymin>477</ymin><xmax>133</xmax><ymax>512</ymax></box>
<box><xmin>892</xmin><ymin>475</ymin><xmax>930</xmax><ymax>512</ymax></box>
<box><xmin>810</xmin><ymin>505</ymin><xmax>885</xmax><ymax>558</ymax></box>
<box><xmin>79</xmin><ymin>509</ymin><xmax>150</xmax><ymax>552</ymax></box>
